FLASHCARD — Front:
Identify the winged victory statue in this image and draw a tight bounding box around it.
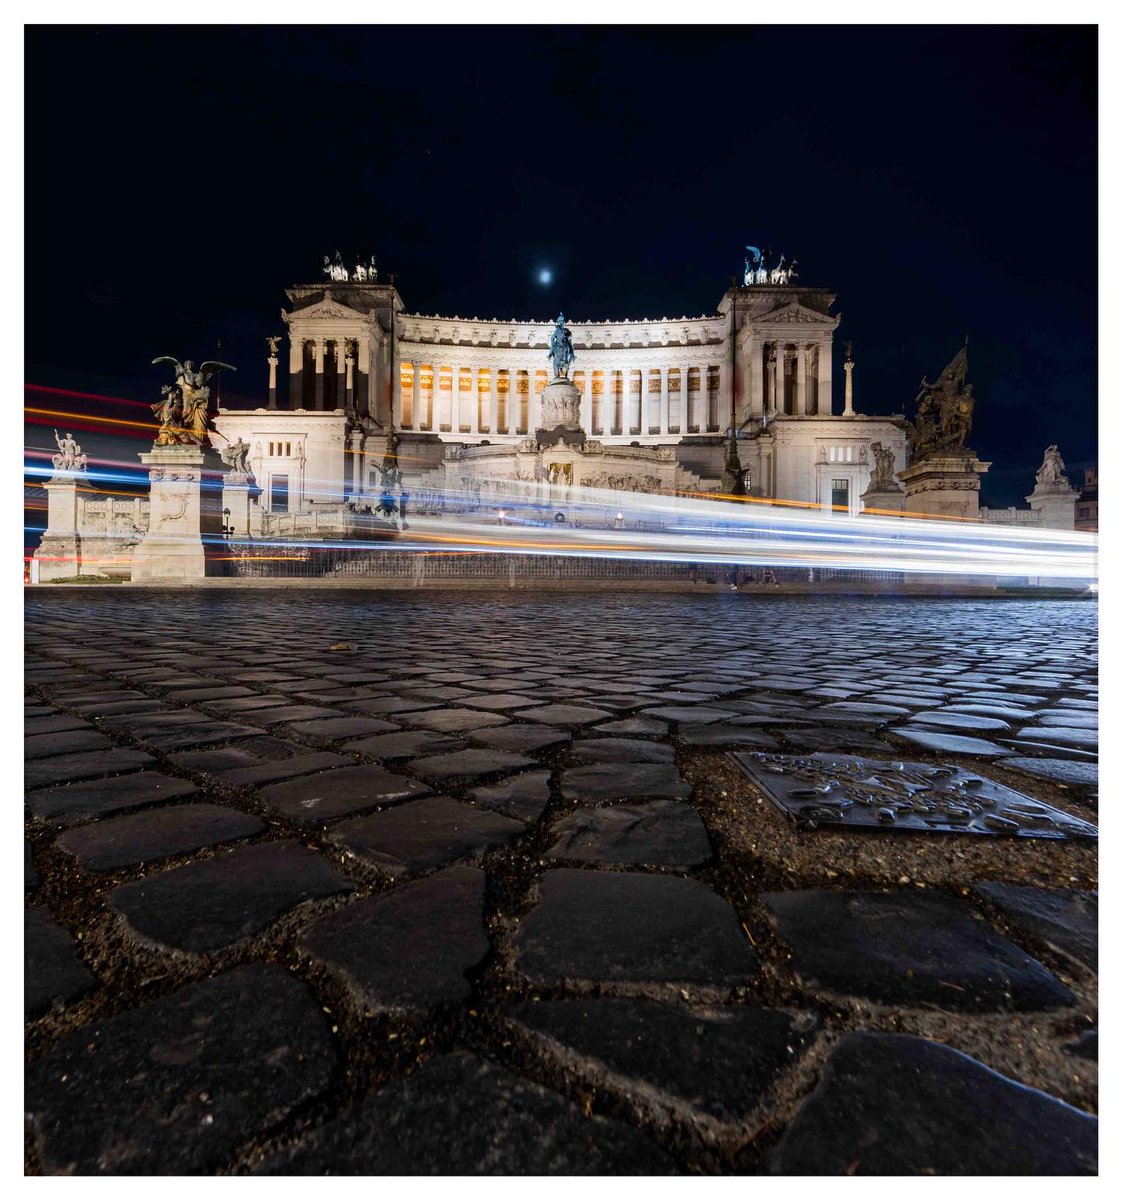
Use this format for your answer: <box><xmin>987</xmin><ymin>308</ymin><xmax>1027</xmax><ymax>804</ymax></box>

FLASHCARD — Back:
<box><xmin>151</xmin><ymin>356</ymin><xmax>237</xmax><ymax>445</ymax></box>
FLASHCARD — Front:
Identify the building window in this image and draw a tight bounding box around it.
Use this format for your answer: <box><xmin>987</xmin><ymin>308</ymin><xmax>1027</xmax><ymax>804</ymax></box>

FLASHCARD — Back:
<box><xmin>831</xmin><ymin>478</ymin><xmax>850</xmax><ymax>512</ymax></box>
<box><xmin>286</xmin><ymin>442</ymin><xmax>292</xmax><ymax>456</ymax></box>
<box><xmin>271</xmin><ymin>474</ymin><xmax>289</xmax><ymax>513</ymax></box>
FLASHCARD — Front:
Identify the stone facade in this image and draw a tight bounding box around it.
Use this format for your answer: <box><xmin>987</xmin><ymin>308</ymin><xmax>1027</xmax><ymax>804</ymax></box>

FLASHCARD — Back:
<box><xmin>214</xmin><ymin>277</ymin><xmax>910</xmax><ymax>518</ymax></box>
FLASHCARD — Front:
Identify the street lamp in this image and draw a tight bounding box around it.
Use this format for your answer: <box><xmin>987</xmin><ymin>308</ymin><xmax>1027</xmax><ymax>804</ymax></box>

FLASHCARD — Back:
<box><xmin>221</xmin><ymin>507</ymin><xmax>233</xmax><ymax>539</ymax></box>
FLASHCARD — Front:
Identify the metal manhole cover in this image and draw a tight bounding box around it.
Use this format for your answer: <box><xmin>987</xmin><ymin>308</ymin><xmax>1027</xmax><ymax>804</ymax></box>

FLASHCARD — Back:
<box><xmin>729</xmin><ymin>752</ymin><xmax>1098</xmax><ymax>839</ymax></box>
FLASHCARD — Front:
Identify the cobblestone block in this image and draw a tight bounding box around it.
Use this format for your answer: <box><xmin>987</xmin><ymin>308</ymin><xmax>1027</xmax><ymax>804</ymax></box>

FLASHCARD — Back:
<box><xmin>768</xmin><ymin>1033</ymin><xmax>1097</xmax><ymax>1175</ymax></box>
<box><xmin>763</xmin><ymin>889</ymin><xmax>1075</xmax><ymax>1010</ymax></box>
<box><xmin>57</xmin><ymin>803</ymin><xmax>266</xmax><ymax>870</ymax></box>
<box><xmin>328</xmin><ymin>796</ymin><xmax>523</xmax><ymax>875</ymax></box>
<box><xmin>110</xmin><ymin>841</ymin><xmax>353</xmax><ymax>953</ymax></box>
<box><xmin>26</xmin><ymin>964</ymin><xmax>336</xmax><ymax>1174</ymax></box>
<box><xmin>27</xmin><ymin>771</ymin><xmax>197</xmax><ymax>822</ymax></box>
<box><xmin>25</xmin><ymin>907</ymin><xmax>96</xmax><ymax>1017</ymax></box>
<box><xmin>560</xmin><ymin>762</ymin><xmax>691</xmax><ymax>802</ymax></box>
<box><xmin>408</xmin><ymin>748</ymin><xmax>536</xmax><ymax>785</ymax></box>
<box><xmin>25</xmin><ymin>748</ymin><xmax>156</xmax><ymax>790</ymax></box>
<box><xmin>469</xmin><ymin>770</ymin><xmax>552</xmax><ymax>821</ymax></box>
<box><xmin>569</xmin><ymin>738</ymin><xmax>675</xmax><ymax>765</ymax></box>
<box><xmin>470</xmin><ymin>725</ymin><xmax>571</xmax><ymax>753</ymax></box>
<box><xmin>507</xmin><ymin>998</ymin><xmax>800</xmax><ymax>1125</ymax></box>
<box><xmin>514</xmin><ymin>869</ymin><xmax>757</xmax><ymax>987</ymax></box>
<box><xmin>261</xmin><ymin>1051</ymin><xmax>675</xmax><ymax>1174</ymax></box>
<box><xmin>258</xmin><ymin>764</ymin><xmax>431</xmax><ymax>825</ymax></box>
<box><xmin>545</xmin><ymin>800</ymin><xmax>712</xmax><ymax>867</ymax></box>
<box><xmin>298</xmin><ymin>866</ymin><xmax>488</xmax><ymax>1013</ymax></box>
<box><xmin>975</xmin><ymin>883</ymin><xmax>1097</xmax><ymax>970</ymax></box>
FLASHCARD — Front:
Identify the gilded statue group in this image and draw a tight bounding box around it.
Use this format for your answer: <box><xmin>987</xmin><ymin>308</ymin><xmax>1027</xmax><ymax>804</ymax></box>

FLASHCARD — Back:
<box><xmin>151</xmin><ymin>357</ymin><xmax>236</xmax><ymax>446</ymax></box>
<box><xmin>743</xmin><ymin>246</ymin><xmax>798</xmax><ymax>286</ymax></box>
<box><xmin>323</xmin><ymin>250</ymin><xmax>377</xmax><ymax>283</ymax></box>
<box><xmin>907</xmin><ymin>344</ymin><xmax>975</xmax><ymax>460</ymax></box>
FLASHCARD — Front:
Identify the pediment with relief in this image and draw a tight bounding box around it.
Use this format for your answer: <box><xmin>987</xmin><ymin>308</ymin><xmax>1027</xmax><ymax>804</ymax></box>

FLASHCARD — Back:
<box><xmin>283</xmin><ymin>291</ymin><xmax>372</xmax><ymax>324</ymax></box>
<box><xmin>753</xmin><ymin>301</ymin><xmax>839</xmax><ymax>327</ymax></box>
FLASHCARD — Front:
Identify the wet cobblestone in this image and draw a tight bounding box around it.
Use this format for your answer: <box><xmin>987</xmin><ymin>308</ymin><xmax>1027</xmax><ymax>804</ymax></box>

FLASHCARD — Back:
<box><xmin>24</xmin><ymin>590</ymin><xmax>1097</xmax><ymax>1174</ymax></box>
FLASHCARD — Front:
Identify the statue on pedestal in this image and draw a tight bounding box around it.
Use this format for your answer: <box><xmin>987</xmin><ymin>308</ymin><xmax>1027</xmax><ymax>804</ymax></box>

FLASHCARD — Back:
<box><xmin>219</xmin><ymin>437</ymin><xmax>252</xmax><ymax>475</ymax></box>
<box><xmin>869</xmin><ymin>441</ymin><xmax>900</xmax><ymax>490</ymax></box>
<box><xmin>547</xmin><ymin>313</ymin><xmax>575</xmax><ymax>379</ymax></box>
<box><xmin>907</xmin><ymin>344</ymin><xmax>975</xmax><ymax>460</ymax></box>
<box><xmin>723</xmin><ymin>430</ymin><xmax>749</xmax><ymax>496</ymax></box>
<box><xmin>1035</xmin><ymin>444</ymin><xmax>1069</xmax><ymax>488</ymax></box>
<box><xmin>151</xmin><ymin>357</ymin><xmax>237</xmax><ymax>446</ymax></box>
<box><xmin>51</xmin><ymin>429</ymin><xmax>87</xmax><ymax>474</ymax></box>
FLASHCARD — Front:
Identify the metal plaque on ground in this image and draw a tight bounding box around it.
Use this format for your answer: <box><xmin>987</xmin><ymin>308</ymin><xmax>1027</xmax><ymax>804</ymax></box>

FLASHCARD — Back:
<box><xmin>729</xmin><ymin>752</ymin><xmax>1098</xmax><ymax>840</ymax></box>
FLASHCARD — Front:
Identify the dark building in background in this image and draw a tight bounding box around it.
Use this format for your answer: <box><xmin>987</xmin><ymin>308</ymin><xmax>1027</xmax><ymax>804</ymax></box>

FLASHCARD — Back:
<box><xmin>1076</xmin><ymin>467</ymin><xmax>1098</xmax><ymax>532</ymax></box>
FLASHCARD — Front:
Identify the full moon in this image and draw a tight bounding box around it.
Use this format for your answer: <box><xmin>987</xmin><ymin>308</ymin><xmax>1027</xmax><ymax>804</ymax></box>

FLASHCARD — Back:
<box><xmin>537</xmin><ymin>268</ymin><xmax>553</xmax><ymax>285</ymax></box>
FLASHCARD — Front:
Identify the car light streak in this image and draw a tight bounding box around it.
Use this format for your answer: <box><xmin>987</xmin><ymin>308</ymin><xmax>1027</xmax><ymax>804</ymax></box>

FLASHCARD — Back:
<box><xmin>23</xmin><ymin>448</ymin><xmax>1096</xmax><ymax>582</ymax></box>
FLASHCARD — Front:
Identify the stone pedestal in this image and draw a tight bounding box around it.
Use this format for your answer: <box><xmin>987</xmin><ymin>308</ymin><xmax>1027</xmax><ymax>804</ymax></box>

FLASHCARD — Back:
<box><xmin>34</xmin><ymin>476</ymin><xmax>84</xmax><ymax>581</ymax></box>
<box><xmin>1027</xmin><ymin>481</ymin><xmax>1078</xmax><ymax>530</ymax></box>
<box><xmin>536</xmin><ymin>378</ymin><xmax>585</xmax><ymax>447</ymax></box>
<box><xmin>897</xmin><ymin>453</ymin><xmax>991</xmax><ymax>521</ymax></box>
<box><xmin>221</xmin><ymin>474</ymin><xmax>261</xmax><ymax>537</ymax></box>
<box><xmin>131</xmin><ymin>445</ymin><xmax>226</xmax><ymax>582</ymax></box>
<box><xmin>860</xmin><ymin>485</ymin><xmax>906</xmax><ymax>516</ymax></box>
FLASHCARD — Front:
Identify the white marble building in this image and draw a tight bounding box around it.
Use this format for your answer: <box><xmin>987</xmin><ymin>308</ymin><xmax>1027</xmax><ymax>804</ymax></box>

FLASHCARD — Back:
<box><xmin>214</xmin><ymin>273</ymin><xmax>911</xmax><ymax>517</ymax></box>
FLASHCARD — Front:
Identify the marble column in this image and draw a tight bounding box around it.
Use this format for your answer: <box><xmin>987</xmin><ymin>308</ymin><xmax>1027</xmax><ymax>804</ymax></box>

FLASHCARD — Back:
<box><xmin>267</xmin><ymin>353</ymin><xmax>278</xmax><ymax>410</ymax></box>
<box><xmin>843</xmin><ymin>351</ymin><xmax>855</xmax><ymax>416</ymax></box>
<box><xmin>410</xmin><ymin>363</ymin><xmax>419</xmax><ymax>430</ymax></box>
<box><xmin>289</xmin><ymin>337</ymin><xmax>303</xmax><ymax>409</ymax></box>
<box><xmin>358</xmin><ymin>336</ymin><xmax>371</xmax><ymax>419</ymax></box>
<box><xmin>639</xmin><ymin>368</ymin><xmax>649</xmax><ymax>434</ymax></box>
<box><xmin>344</xmin><ymin>345</ymin><xmax>354</xmax><ymax>414</ymax></box>
<box><xmin>470</xmin><ymin>368</ymin><xmax>480</xmax><ymax>434</ymax></box>
<box><xmin>313</xmin><ymin>339</ymin><xmax>325</xmax><ymax>410</ymax></box>
<box><xmin>796</xmin><ymin>345</ymin><xmax>807</xmax><ymax>416</ymax></box>
<box><xmin>752</xmin><ymin>342</ymin><xmax>765</xmax><ymax>415</ymax></box>
<box><xmin>820</xmin><ymin>341</ymin><xmax>834</xmax><ymax>416</ymax></box>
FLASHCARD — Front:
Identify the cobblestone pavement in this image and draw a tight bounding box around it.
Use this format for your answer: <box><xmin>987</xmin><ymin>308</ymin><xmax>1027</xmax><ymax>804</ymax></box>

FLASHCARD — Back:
<box><xmin>24</xmin><ymin>590</ymin><xmax>1098</xmax><ymax>1175</ymax></box>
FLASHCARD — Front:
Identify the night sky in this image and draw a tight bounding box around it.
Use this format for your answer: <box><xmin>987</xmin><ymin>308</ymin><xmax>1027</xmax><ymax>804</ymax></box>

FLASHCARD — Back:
<box><xmin>25</xmin><ymin>25</ymin><xmax>1097</xmax><ymax>507</ymax></box>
